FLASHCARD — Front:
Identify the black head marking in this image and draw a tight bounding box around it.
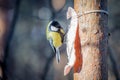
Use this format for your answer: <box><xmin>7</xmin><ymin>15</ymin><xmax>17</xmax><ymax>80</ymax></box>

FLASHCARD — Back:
<box><xmin>49</xmin><ymin>21</ymin><xmax>62</xmax><ymax>32</ymax></box>
<box><xmin>50</xmin><ymin>21</ymin><xmax>61</xmax><ymax>28</ymax></box>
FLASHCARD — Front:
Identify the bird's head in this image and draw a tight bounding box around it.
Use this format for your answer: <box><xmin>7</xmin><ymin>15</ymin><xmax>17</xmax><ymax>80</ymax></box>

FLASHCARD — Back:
<box><xmin>49</xmin><ymin>21</ymin><xmax>64</xmax><ymax>33</ymax></box>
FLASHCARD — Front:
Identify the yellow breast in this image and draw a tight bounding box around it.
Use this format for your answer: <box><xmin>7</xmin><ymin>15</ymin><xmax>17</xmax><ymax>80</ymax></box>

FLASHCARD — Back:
<box><xmin>48</xmin><ymin>32</ymin><xmax>62</xmax><ymax>47</ymax></box>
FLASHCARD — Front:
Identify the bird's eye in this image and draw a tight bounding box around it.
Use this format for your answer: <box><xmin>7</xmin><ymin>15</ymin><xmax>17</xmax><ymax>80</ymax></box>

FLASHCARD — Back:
<box><xmin>51</xmin><ymin>26</ymin><xmax>59</xmax><ymax>31</ymax></box>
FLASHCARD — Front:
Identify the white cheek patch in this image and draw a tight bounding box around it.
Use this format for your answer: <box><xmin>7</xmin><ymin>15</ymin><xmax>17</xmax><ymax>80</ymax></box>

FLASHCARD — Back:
<box><xmin>64</xmin><ymin>7</ymin><xmax>78</xmax><ymax>76</ymax></box>
<box><xmin>51</xmin><ymin>26</ymin><xmax>58</xmax><ymax>31</ymax></box>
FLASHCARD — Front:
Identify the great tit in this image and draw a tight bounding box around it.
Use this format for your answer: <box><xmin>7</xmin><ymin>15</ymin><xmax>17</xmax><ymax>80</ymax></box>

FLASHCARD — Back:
<box><xmin>46</xmin><ymin>21</ymin><xmax>65</xmax><ymax>63</ymax></box>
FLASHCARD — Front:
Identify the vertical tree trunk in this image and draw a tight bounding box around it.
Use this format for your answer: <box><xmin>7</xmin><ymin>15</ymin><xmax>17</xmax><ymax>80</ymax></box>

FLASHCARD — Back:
<box><xmin>0</xmin><ymin>0</ymin><xmax>15</xmax><ymax>79</ymax></box>
<box><xmin>0</xmin><ymin>8</ymin><xmax>9</xmax><ymax>79</ymax></box>
<box><xmin>74</xmin><ymin>0</ymin><xmax>108</xmax><ymax>80</ymax></box>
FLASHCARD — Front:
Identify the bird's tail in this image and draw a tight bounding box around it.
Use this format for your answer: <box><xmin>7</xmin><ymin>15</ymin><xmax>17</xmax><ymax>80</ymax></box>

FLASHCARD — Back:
<box><xmin>56</xmin><ymin>48</ymin><xmax>60</xmax><ymax>63</ymax></box>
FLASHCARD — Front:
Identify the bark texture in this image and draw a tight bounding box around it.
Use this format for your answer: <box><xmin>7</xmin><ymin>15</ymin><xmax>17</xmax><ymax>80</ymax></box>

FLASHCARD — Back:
<box><xmin>74</xmin><ymin>0</ymin><xmax>108</xmax><ymax>80</ymax></box>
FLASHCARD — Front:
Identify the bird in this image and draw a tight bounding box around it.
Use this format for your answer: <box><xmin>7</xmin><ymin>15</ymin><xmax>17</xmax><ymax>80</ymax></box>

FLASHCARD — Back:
<box><xmin>46</xmin><ymin>21</ymin><xmax>65</xmax><ymax>63</ymax></box>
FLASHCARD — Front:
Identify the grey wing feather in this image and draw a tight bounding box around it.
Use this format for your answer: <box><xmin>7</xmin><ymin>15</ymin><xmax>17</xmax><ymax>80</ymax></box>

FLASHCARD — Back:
<box><xmin>49</xmin><ymin>39</ymin><xmax>56</xmax><ymax>53</ymax></box>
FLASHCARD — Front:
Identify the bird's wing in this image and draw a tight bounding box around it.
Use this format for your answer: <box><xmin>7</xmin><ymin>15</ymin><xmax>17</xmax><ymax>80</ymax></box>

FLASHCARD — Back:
<box><xmin>49</xmin><ymin>39</ymin><xmax>60</xmax><ymax>63</ymax></box>
<box><xmin>49</xmin><ymin>38</ymin><xmax>56</xmax><ymax>53</ymax></box>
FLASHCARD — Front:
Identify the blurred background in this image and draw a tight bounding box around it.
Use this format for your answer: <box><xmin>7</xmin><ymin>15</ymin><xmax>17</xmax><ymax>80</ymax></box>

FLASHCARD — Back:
<box><xmin>2</xmin><ymin>0</ymin><xmax>120</xmax><ymax>80</ymax></box>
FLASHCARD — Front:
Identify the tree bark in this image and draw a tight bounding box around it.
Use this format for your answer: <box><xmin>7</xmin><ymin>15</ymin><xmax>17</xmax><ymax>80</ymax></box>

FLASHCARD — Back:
<box><xmin>74</xmin><ymin>0</ymin><xmax>108</xmax><ymax>80</ymax></box>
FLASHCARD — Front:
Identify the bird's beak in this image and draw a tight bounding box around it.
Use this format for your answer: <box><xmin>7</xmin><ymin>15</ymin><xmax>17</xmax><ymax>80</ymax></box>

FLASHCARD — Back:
<box><xmin>60</xmin><ymin>29</ymin><xmax>65</xmax><ymax>34</ymax></box>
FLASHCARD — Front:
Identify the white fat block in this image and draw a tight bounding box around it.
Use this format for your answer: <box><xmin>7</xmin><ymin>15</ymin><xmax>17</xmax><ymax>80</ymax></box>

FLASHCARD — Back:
<box><xmin>64</xmin><ymin>7</ymin><xmax>78</xmax><ymax>76</ymax></box>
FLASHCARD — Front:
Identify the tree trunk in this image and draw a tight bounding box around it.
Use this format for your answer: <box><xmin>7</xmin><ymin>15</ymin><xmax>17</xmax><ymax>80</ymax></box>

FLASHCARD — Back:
<box><xmin>74</xmin><ymin>0</ymin><xmax>108</xmax><ymax>80</ymax></box>
<box><xmin>0</xmin><ymin>8</ymin><xmax>9</xmax><ymax>79</ymax></box>
<box><xmin>0</xmin><ymin>0</ymin><xmax>15</xmax><ymax>79</ymax></box>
